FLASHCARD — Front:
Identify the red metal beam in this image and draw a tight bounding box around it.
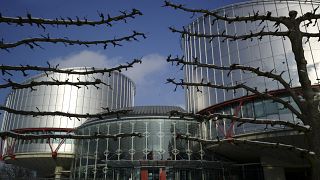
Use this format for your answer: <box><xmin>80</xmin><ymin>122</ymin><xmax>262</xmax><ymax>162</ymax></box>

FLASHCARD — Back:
<box><xmin>6</xmin><ymin>138</ymin><xmax>16</xmax><ymax>160</ymax></box>
<box><xmin>198</xmin><ymin>85</ymin><xmax>320</xmax><ymax>114</ymax></box>
<box><xmin>47</xmin><ymin>128</ymin><xmax>73</xmax><ymax>159</ymax></box>
<box><xmin>226</xmin><ymin>100</ymin><xmax>243</xmax><ymax>138</ymax></box>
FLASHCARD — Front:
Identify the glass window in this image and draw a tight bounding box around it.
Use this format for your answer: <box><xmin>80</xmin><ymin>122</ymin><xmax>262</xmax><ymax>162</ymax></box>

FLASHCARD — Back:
<box><xmin>265</xmin><ymin>100</ymin><xmax>279</xmax><ymax>115</ymax></box>
<box><xmin>254</xmin><ymin>101</ymin><xmax>265</xmax><ymax>118</ymax></box>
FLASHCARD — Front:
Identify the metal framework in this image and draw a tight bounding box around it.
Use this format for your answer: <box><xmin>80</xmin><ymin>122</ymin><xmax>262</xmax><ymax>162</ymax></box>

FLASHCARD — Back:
<box><xmin>1</xmin><ymin>128</ymin><xmax>74</xmax><ymax>160</ymax></box>
<box><xmin>196</xmin><ymin>86</ymin><xmax>320</xmax><ymax>139</ymax></box>
<box><xmin>198</xmin><ymin>85</ymin><xmax>319</xmax><ymax>114</ymax></box>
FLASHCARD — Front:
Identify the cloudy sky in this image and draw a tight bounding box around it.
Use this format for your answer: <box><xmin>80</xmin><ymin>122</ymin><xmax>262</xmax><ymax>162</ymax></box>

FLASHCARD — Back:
<box><xmin>0</xmin><ymin>0</ymin><xmax>243</xmax><ymax>109</ymax></box>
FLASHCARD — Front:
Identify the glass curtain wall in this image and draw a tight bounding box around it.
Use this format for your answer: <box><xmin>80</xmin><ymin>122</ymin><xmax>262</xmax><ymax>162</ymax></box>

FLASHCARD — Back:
<box><xmin>71</xmin><ymin>104</ymin><xmax>244</xmax><ymax>180</ymax></box>
<box><xmin>184</xmin><ymin>0</ymin><xmax>320</xmax><ymax>113</ymax></box>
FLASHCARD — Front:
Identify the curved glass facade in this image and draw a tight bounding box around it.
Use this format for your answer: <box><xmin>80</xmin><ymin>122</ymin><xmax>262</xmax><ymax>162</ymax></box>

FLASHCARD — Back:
<box><xmin>71</xmin><ymin>106</ymin><xmax>227</xmax><ymax>180</ymax></box>
<box><xmin>1</xmin><ymin>68</ymin><xmax>135</xmax><ymax>155</ymax></box>
<box><xmin>184</xmin><ymin>0</ymin><xmax>320</xmax><ymax>112</ymax></box>
<box><xmin>202</xmin><ymin>93</ymin><xmax>304</xmax><ymax>139</ymax></box>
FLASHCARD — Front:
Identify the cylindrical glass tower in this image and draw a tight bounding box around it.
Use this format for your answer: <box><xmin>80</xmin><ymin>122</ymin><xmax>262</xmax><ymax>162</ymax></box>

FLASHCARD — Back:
<box><xmin>1</xmin><ymin>67</ymin><xmax>135</xmax><ymax>176</ymax></box>
<box><xmin>181</xmin><ymin>2</ymin><xmax>319</xmax><ymax>178</ymax></box>
<box><xmin>184</xmin><ymin>0</ymin><xmax>320</xmax><ymax>113</ymax></box>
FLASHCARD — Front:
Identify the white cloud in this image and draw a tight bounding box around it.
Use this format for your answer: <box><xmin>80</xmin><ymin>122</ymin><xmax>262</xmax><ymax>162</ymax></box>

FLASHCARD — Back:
<box><xmin>49</xmin><ymin>50</ymin><xmax>116</xmax><ymax>68</ymax></box>
<box><xmin>47</xmin><ymin>50</ymin><xmax>184</xmax><ymax>106</ymax></box>
<box><xmin>123</xmin><ymin>54</ymin><xmax>168</xmax><ymax>84</ymax></box>
<box><xmin>49</xmin><ymin>50</ymin><xmax>169</xmax><ymax>85</ymax></box>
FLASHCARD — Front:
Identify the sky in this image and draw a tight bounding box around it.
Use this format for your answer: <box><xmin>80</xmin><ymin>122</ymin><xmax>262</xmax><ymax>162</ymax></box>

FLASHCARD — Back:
<box><xmin>0</xmin><ymin>0</ymin><xmax>244</xmax><ymax>110</ymax></box>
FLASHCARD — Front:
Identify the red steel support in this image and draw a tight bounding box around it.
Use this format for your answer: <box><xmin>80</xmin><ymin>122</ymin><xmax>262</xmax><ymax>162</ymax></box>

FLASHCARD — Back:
<box><xmin>6</xmin><ymin>138</ymin><xmax>17</xmax><ymax>160</ymax></box>
<box><xmin>226</xmin><ymin>100</ymin><xmax>243</xmax><ymax>138</ymax></box>
<box><xmin>11</xmin><ymin>128</ymin><xmax>74</xmax><ymax>159</ymax></box>
<box><xmin>214</xmin><ymin>100</ymin><xmax>243</xmax><ymax>139</ymax></box>
<box><xmin>199</xmin><ymin>85</ymin><xmax>320</xmax><ymax>115</ymax></box>
<box><xmin>48</xmin><ymin>138</ymin><xmax>67</xmax><ymax>159</ymax></box>
<box><xmin>47</xmin><ymin>129</ymin><xmax>74</xmax><ymax>159</ymax></box>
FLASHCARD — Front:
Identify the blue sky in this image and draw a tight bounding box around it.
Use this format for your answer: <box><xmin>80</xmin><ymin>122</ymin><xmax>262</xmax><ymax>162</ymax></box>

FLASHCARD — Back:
<box><xmin>0</xmin><ymin>0</ymin><xmax>244</xmax><ymax>109</ymax></box>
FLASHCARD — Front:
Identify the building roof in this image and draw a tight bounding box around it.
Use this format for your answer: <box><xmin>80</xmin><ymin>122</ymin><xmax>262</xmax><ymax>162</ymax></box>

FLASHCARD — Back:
<box><xmin>83</xmin><ymin>105</ymin><xmax>185</xmax><ymax>125</ymax></box>
<box><xmin>122</xmin><ymin>105</ymin><xmax>185</xmax><ymax>116</ymax></box>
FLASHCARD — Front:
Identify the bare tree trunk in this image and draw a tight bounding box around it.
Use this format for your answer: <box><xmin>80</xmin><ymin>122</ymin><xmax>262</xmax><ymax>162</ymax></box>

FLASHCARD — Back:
<box><xmin>307</xmin><ymin>104</ymin><xmax>320</xmax><ymax>180</ymax></box>
<box><xmin>289</xmin><ymin>25</ymin><xmax>320</xmax><ymax>180</ymax></box>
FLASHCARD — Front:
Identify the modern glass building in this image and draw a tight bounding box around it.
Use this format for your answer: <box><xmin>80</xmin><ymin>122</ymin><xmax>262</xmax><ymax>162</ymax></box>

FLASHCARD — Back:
<box><xmin>0</xmin><ymin>68</ymin><xmax>135</xmax><ymax>176</ymax></box>
<box><xmin>71</xmin><ymin>106</ymin><xmax>249</xmax><ymax>180</ymax></box>
<box><xmin>181</xmin><ymin>1</ymin><xmax>320</xmax><ymax>179</ymax></box>
<box><xmin>183</xmin><ymin>0</ymin><xmax>320</xmax><ymax>113</ymax></box>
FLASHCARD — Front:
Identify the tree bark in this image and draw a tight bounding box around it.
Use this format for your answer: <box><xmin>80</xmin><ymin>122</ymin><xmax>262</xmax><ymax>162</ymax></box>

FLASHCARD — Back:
<box><xmin>306</xmin><ymin>102</ymin><xmax>320</xmax><ymax>180</ymax></box>
<box><xmin>289</xmin><ymin>26</ymin><xmax>320</xmax><ymax>180</ymax></box>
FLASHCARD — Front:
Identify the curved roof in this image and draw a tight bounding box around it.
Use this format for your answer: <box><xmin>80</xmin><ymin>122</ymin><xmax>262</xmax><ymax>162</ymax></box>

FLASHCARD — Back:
<box><xmin>22</xmin><ymin>67</ymin><xmax>135</xmax><ymax>87</ymax></box>
<box><xmin>83</xmin><ymin>105</ymin><xmax>185</xmax><ymax>125</ymax></box>
<box><xmin>186</xmin><ymin>0</ymin><xmax>307</xmax><ymax>27</ymax></box>
<box><xmin>5</xmin><ymin>66</ymin><xmax>136</xmax><ymax>99</ymax></box>
<box><xmin>122</xmin><ymin>105</ymin><xmax>185</xmax><ymax>116</ymax></box>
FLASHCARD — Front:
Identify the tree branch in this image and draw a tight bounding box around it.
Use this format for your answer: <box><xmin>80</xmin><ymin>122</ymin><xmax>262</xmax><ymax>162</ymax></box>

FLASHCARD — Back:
<box><xmin>0</xmin><ymin>78</ymin><xmax>109</xmax><ymax>90</ymax></box>
<box><xmin>296</xmin><ymin>8</ymin><xmax>320</xmax><ymax>22</ymax></box>
<box><xmin>169</xmin><ymin>27</ymin><xmax>289</xmax><ymax>41</ymax></box>
<box><xmin>177</xmin><ymin>134</ymin><xmax>316</xmax><ymax>157</ymax></box>
<box><xmin>0</xmin><ymin>106</ymin><xmax>131</xmax><ymax>120</ymax></box>
<box><xmin>0</xmin><ymin>9</ymin><xmax>142</xmax><ymax>28</ymax></box>
<box><xmin>0</xmin><ymin>31</ymin><xmax>146</xmax><ymax>50</ymax></box>
<box><xmin>0</xmin><ymin>131</ymin><xmax>142</xmax><ymax>140</ymax></box>
<box><xmin>166</xmin><ymin>79</ymin><xmax>303</xmax><ymax>119</ymax></box>
<box><xmin>0</xmin><ymin>59</ymin><xmax>142</xmax><ymax>76</ymax></box>
<box><xmin>163</xmin><ymin>1</ymin><xmax>287</xmax><ymax>24</ymax></box>
<box><xmin>301</xmin><ymin>32</ymin><xmax>320</xmax><ymax>39</ymax></box>
<box><xmin>169</xmin><ymin>110</ymin><xmax>310</xmax><ymax>132</ymax></box>
<box><xmin>167</xmin><ymin>55</ymin><xmax>303</xmax><ymax>111</ymax></box>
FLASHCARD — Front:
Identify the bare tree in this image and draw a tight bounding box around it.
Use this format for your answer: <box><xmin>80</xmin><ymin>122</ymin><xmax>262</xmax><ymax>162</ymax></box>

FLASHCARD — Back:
<box><xmin>0</xmin><ymin>10</ymin><xmax>145</xmax><ymax>118</ymax></box>
<box><xmin>0</xmin><ymin>7</ymin><xmax>145</xmax><ymax>177</ymax></box>
<box><xmin>164</xmin><ymin>1</ymin><xmax>320</xmax><ymax>179</ymax></box>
